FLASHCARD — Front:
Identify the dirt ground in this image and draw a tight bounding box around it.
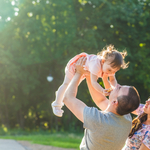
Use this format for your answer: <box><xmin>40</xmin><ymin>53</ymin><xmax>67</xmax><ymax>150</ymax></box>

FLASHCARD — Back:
<box><xmin>18</xmin><ymin>140</ymin><xmax>76</xmax><ymax>150</ymax></box>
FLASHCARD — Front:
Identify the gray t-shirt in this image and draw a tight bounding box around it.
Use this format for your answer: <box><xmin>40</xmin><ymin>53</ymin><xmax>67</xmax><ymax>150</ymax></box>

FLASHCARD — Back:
<box><xmin>80</xmin><ymin>106</ymin><xmax>132</xmax><ymax>150</ymax></box>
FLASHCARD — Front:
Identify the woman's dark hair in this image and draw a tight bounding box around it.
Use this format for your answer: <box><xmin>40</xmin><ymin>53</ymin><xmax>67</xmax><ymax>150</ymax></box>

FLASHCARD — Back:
<box><xmin>128</xmin><ymin>112</ymin><xmax>147</xmax><ymax>138</ymax></box>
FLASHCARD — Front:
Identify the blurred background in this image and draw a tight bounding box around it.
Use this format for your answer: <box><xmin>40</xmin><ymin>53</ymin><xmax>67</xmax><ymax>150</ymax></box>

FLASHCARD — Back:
<box><xmin>0</xmin><ymin>0</ymin><xmax>149</xmax><ymax>134</ymax></box>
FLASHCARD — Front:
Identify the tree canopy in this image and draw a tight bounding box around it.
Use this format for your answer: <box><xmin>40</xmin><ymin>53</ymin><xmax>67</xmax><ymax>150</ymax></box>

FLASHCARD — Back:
<box><xmin>0</xmin><ymin>0</ymin><xmax>149</xmax><ymax>131</ymax></box>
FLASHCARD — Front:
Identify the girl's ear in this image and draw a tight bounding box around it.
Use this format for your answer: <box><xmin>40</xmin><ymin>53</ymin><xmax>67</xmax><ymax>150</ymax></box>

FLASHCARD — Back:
<box><xmin>101</xmin><ymin>59</ymin><xmax>105</xmax><ymax>64</ymax></box>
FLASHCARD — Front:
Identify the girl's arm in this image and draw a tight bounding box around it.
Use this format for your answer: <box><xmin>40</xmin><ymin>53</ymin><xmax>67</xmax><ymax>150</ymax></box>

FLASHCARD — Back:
<box><xmin>102</xmin><ymin>74</ymin><xmax>117</xmax><ymax>90</ymax></box>
<box><xmin>90</xmin><ymin>73</ymin><xmax>104</xmax><ymax>94</ymax></box>
<box><xmin>102</xmin><ymin>74</ymin><xmax>111</xmax><ymax>89</ymax></box>
<box><xmin>109</xmin><ymin>75</ymin><xmax>117</xmax><ymax>88</ymax></box>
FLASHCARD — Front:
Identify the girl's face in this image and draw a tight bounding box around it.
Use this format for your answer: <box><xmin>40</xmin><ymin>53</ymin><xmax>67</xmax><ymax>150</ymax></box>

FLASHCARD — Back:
<box><xmin>102</xmin><ymin>59</ymin><xmax>119</xmax><ymax>76</ymax></box>
<box><xmin>143</xmin><ymin>99</ymin><xmax>150</xmax><ymax>114</ymax></box>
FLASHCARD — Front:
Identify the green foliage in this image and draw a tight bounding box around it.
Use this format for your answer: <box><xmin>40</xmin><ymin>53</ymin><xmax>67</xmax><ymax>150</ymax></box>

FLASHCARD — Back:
<box><xmin>0</xmin><ymin>0</ymin><xmax>149</xmax><ymax>132</ymax></box>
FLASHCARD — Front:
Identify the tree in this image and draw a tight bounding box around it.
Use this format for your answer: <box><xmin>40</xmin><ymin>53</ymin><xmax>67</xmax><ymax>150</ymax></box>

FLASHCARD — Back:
<box><xmin>0</xmin><ymin>0</ymin><xmax>149</xmax><ymax>131</ymax></box>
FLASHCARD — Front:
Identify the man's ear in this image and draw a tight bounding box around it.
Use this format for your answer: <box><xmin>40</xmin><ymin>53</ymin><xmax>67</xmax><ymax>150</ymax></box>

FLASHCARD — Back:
<box><xmin>112</xmin><ymin>100</ymin><xmax>118</xmax><ymax>106</ymax></box>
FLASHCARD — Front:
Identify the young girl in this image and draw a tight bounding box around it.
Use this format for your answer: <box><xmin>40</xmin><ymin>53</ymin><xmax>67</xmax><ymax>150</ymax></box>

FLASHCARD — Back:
<box><xmin>52</xmin><ymin>45</ymin><xmax>128</xmax><ymax>117</ymax></box>
<box><xmin>122</xmin><ymin>99</ymin><xmax>150</xmax><ymax>150</ymax></box>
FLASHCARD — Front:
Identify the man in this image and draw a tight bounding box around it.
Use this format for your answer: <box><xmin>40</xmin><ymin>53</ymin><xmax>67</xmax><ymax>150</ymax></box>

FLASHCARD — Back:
<box><xmin>63</xmin><ymin>57</ymin><xmax>140</xmax><ymax>150</ymax></box>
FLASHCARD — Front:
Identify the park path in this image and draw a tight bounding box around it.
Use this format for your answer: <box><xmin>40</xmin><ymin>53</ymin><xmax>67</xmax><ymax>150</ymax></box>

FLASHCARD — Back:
<box><xmin>0</xmin><ymin>139</ymin><xmax>76</xmax><ymax>150</ymax></box>
<box><xmin>0</xmin><ymin>139</ymin><xmax>25</xmax><ymax>150</ymax></box>
<box><xmin>18</xmin><ymin>140</ymin><xmax>76</xmax><ymax>150</ymax></box>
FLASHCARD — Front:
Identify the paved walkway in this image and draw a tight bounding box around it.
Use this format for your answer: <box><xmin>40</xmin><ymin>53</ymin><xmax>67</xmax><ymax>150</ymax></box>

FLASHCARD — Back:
<box><xmin>0</xmin><ymin>139</ymin><xmax>76</xmax><ymax>150</ymax></box>
<box><xmin>0</xmin><ymin>139</ymin><xmax>26</xmax><ymax>150</ymax></box>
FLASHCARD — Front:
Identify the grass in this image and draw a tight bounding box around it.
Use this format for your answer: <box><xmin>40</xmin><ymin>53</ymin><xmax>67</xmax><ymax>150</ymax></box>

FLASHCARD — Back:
<box><xmin>0</xmin><ymin>129</ymin><xmax>83</xmax><ymax>150</ymax></box>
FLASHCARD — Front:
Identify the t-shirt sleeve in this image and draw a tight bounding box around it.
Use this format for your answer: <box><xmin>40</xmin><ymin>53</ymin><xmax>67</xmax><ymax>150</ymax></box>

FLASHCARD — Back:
<box><xmin>83</xmin><ymin>106</ymin><xmax>101</xmax><ymax>130</ymax></box>
<box><xmin>136</xmin><ymin>104</ymin><xmax>144</xmax><ymax>115</ymax></box>
<box><xmin>143</xmin><ymin>131</ymin><xmax>150</xmax><ymax>149</ymax></box>
<box><xmin>88</xmin><ymin>59</ymin><xmax>101</xmax><ymax>76</ymax></box>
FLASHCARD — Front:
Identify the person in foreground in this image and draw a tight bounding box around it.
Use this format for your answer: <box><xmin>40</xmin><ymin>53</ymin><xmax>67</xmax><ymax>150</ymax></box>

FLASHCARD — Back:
<box><xmin>63</xmin><ymin>57</ymin><xmax>140</xmax><ymax>150</ymax></box>
<box><xmin>122</xmin><ymin>99</ymin><xmax>150</xmax><ymax>150</ymax></box>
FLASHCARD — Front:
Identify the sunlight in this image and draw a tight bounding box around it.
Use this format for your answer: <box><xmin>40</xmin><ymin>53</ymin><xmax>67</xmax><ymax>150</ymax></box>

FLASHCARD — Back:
<box><xmin>15</xmin><ymin>12</ymin><xmax>18</xmax><ymax>16</ymax></box>
<box><xmin>14</xmin><ymin>7</ymin><xmax>19</xmax><ymax>11</ymax></box>
<box><xmin>46</xmin><ymin>0</ymin><xmax>49</xmax><ymax>4</ymax></box>
<box><xmin>139</xmin><ymin>43</ymin><xmax>146</xmax><ymax>47</ymax></box>
<box><xmin>110</xmin><ymin>25</ymin><xmax>114</xmax><ymax>28</ymax></box>
<box><xmin>52</xmin><ymin>29</ymin><xmax>56</xmax><ymax>33</ymax></box>
<box><xmin>2</xmin><ymin>124</ymin><xmax>8</xmax><ymax>133</ymax></box>
<box><xmin>88</xmin><ymin>1</ymin><xmax>92</xmax><ymax>4</ymax></box>
<box><xmin>32</xmin><ymin>1</ymin><xmax>36</xmax><ymax>5</ymax></box>
<box><xmin>93</xmin><ymin>25</ymin><xmax>97</xmax><ymax>30</ymax></box>
<box><xmin>11</xmin><ymin>1</ymin><xmax>15</xmax><ymax>5</ymax></box>
<box><xmin>44</xmin><ymin>122</ymin><xmax>48</xmax><ymax>127</ymax></box>
<box><xmin>6</xmin><ymin>17</ymin><xmax>11</xmax><ymax>21</ymax></box>
<box><xmin>27</xmin><ymin>12</ymin><xmax>33</xmax><ymax>17</ymax></box>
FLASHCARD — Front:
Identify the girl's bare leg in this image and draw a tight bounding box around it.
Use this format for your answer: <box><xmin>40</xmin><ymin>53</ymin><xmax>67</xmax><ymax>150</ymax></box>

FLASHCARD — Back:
<box><xmin>51</xmin><ymin>76</ymin><xmax>71</xmax><ymax>117</ymax></box>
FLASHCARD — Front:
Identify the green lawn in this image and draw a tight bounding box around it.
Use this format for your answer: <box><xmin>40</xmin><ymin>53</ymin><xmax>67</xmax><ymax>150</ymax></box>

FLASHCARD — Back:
<box><xmin>0</xmin><ymin>132</ymin><xmax>83</xmax><ymax>150</ymax></box>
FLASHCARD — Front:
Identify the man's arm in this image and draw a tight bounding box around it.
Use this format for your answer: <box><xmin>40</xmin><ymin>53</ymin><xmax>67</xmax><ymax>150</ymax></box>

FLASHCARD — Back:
<box><xmin>86</xmin><ymin>75</ymin><xmax>109</xmax><ymax>111</ymax></box>
<box><xmin>63</xmin><ymin>58</ymin><xmax>87</xmax><ymax>122</ymax></box>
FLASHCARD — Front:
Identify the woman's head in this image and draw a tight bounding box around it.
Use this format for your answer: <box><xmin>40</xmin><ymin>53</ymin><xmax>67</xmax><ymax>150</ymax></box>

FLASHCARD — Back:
<box><xmin>98</xmin><ymin>45</ymin><xmax>129</xmax><ymax>75</ymax></box>
<box><xmin>128</xmin><ymin>99</ymin><xmax>150</xmax><ymax>138</ymax></box>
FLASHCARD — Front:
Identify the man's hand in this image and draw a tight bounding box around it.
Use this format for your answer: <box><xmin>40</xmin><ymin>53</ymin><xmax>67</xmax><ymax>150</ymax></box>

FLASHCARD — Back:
<box><xmin>75</xmin><ymin>57</ymin><xmax>89</xmax><ymax>76</ymax></box>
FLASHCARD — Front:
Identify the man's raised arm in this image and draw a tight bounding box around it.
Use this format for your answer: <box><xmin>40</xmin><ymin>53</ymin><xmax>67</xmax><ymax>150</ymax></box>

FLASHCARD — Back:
<box><xmin>86</xmin><ymin>75</ymin><xmax>109</xmax><ymax>111</ymax></box>
<box><xmin>63</xmin><ymin>57</ymin><xmax>87</xmax><ymax>122</ymax></box>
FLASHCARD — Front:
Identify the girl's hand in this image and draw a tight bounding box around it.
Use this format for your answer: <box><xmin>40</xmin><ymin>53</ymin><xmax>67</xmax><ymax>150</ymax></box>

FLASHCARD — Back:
<box><xmin>102</xmin><ymin>89</ymin><xmax>111</xmax><ymax>96</ymax></box>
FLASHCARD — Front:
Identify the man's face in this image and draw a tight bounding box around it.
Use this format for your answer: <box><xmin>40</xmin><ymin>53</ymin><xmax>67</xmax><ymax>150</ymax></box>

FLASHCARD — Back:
<box><xmin>109</xmin><ymin>84</ymin><xmax>130</xmax><ymax>102</ymax></box>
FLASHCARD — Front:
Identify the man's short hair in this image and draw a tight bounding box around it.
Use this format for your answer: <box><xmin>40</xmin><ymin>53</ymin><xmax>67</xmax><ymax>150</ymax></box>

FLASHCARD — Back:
<box><xmin>116</xmin><ymin>86</ymin><xmax>140</xmax><ymax>115</ymax></box>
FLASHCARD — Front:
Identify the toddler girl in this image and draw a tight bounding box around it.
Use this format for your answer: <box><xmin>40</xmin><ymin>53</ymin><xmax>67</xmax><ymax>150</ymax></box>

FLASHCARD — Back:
<box><xmin>52</xmin><ymin>45</ymin><xmax>128</xmax><ymax>117</ymax></box>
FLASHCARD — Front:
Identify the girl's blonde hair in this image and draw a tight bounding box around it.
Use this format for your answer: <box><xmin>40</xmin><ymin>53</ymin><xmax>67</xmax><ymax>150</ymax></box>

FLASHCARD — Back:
<box><xmin>97</xmin><ymin>45</ymin><xmax>129</xmax><ymax>69</ymax></box>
